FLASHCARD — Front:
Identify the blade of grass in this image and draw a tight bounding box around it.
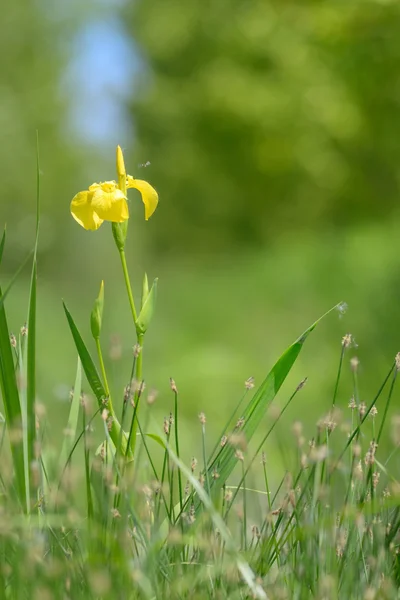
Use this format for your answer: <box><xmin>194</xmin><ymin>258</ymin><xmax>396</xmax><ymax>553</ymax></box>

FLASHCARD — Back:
<box><xmin>82</xmin><ymin>402</ymin><xmax>94</xmax><ymax>521</ymax></box>
<box><xmin>0</xmin><ymin>286</ymin><xmax>26</xmax><ymax>511</ymax></box>
<box><xmin>0</xmin><ymin>226</ymin><xmax>5</xmax><ymax>266</ymax></box>
<box><xmin>163</xmin><ymin>434</ymin><xmax>268</xmax><ymax>600</ymax></box>
<box><xmin>26</xmin><ymin>258</ymin><xmax>37</xmax><ymax>500</ymax></box>
<box><xmin>59</xmin><ymin>358</ymin><xmax>82</xmax><ymax>469</ymax></box>
<box><xmin>17</xmin><ymin>337</ymin><xmax>31</xmax><ymax>515</ymax></box>
<box><xmin>200</xmin><ymin>304</ymin><xmax>341</xmax><ymax>510</ymax></box>
<box><xmin>224</xmin><ymin>379</ymin><xmax>307</xmax><ymax>519</ymax></box>
<box><xmin>25</xmin><ymin>132</ymin><xmax>41</xmax><ymax>504</ymax></box>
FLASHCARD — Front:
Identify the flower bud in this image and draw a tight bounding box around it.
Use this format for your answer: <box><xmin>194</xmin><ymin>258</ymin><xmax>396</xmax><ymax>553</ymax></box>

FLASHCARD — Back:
<box><xmin>90</xmin><ymin>280</ymin><xmax>104</xmax><ymax>339</ymax></box>
<box><xmin>116</xmin><ymin>145</ymin><xmax>126</xmax><ymax>187</ymax></box>
<box><xmin>136</xmin><ymin>278</ymin><xmax>158</xmax><ymax>334</ymax></box>
<box><xmin>112</xmin><ymin>221</ymin><xmax>128</xmax><ymax>251</ymax></box>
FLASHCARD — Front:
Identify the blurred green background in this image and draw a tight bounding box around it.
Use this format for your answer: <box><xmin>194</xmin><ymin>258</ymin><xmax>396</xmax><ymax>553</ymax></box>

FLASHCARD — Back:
<box><xmin>2</xmin><ymin>0</ymin><xmax>400</xmax><ymax>466</ymax></box>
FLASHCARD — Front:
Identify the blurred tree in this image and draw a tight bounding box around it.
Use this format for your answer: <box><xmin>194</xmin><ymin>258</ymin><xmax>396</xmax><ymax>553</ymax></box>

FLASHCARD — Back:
<box><xmin>0</xmin><ymin>1</ymin><xmax>86</xmax><ymax>270</ymax></box>
<box><xmin>126</xmin><ymin>0</ymin><xmax>400</xmax><ymax>254</ymax></box>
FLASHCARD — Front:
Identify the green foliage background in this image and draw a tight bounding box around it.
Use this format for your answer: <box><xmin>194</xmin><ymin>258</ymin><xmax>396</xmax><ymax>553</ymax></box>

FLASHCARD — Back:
<box><xmin>1</xmin><ymin>0</ymin><xmax>400</xmax><ymax>462</ymax></box>
<box><xmin>127</xmin><ymin>0</ymin><xmax>400</xmax><ymax>253</ymax></box>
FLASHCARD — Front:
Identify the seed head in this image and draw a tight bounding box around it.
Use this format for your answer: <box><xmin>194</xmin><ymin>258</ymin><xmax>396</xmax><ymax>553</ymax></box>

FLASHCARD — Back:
<box><xmin>354</xmin><ymin>460</ymin><xmax>363</xmax><ymax>479</ymax></box>
<box><xmin>323</xmin><ymin>411</ymin><xmax>337</xmax><ymax>433</ymax></box>
<box><xmin>198</xmin><ymin>412</ymin><xmax>206</xmax><ymax>425</ymax></box>
<box><xmin>301</xmin><ymin>453</ymin><xmax>308</xmax><ymax>468</ymax></box>
<box><xmin>224</xmin><ymin>489</ymin><xmax>233</xmax><ymax>503</ymax></box>
<box><xmin>184</xmin><ymin>480</ymin><xmax>190</xmax><ymax>497</ymax></box>
<box><xmin>123</xmin><ymin>385</ymin><xmax>131</xmax><ymax>404</ymax></box>
<box><xmin>229</xmin><ymin>432</ymin><xmax>247</xmax><ymax>451</ymax></box>
<box><xmin>396</xmin><ymin>352</ymin><xmax>400</xmax><ymax>371</ymax></box>
<box><xmin>296</xmin><ymin>377</ymin><xmax>308</xmax><ymax>392</ymax></box>
<box><xmin>10</xmin><ymin>333</ymin><xmax>16</xmax><ymax>348</ymax></box>
<box><xmin>350</xmin><ymin>356</ymin><xmax>359</xmax><ymax>372</ymax></box>
<box><xmin>251</xmin><ymin>525</ymin><xmax>260</xmax><ymax>539</ymax></box>
<box><xmin>133</xmin><ymin>344</ymin><xmax>142</xmax><ymax>358</ymax></box>
<box><xmin>348</xmin><ymin>396</ymin><xmax>357</xmax><ymax>410</ymax></box>
<box><xmin>235</xmin><ymin>449</ymin><xmax>244</xmax><ymax>462</ymax></box>
<box><xmin>191</xmin><ymin>457</ymin><xmax>198</xmax><ymax>472</ymax></box>
<box><xmin>20</xmin><ymin>323</ymin><xmax>28</xmax><ymax>337</ymax></box>
<box><xmin>309</xmin><ymin>444</ymin><xmax>328</xmax><ymax>463</ymax></box>
<box><xmin>261</xmin><ymin>451</ymin><xmax>266</xmax><ymax>465</ymax></box>
<box><xmin>364</xmin><ymin>441</ymin><xmax>378</xmax><ymax>466</ymax></box>
<box><xmin>147</xmin><ymin>389</ymin><xmax>158</xmax><ymax>405</ymax></box>
<box><xmin>244</xmin><ymin>376</ymin><xmax>255</xmax><ymax>390</ymax></box>
<box><xmin>220</xmin><ymin>435</ymin><xmax>228</xmax><ymax>447</ymax></box>
<box><xmin>169</xmin><ymin>378</ymin><xmax>178</xmax><ymax>393</ymax></box>
<box><xmin>163</xmin><ymin>417</ymin><xmax>170</xmax><ymax>435</ymax></box>
<box><xmin>212</xmin><ymin>468</ymin><xmax>220</xmax><ymax>480</ymax></box>
<box><xmin>188</xmin><ymin>503</ymin><xmax>195</xmax><ymax>524</ymax></box>
<box><xmin>358</xmin><ymin>402</ymin><xmax>367</xmax><ymax>418</ymax></box>
<box><xmin>342</xmin><ymin>333</ymin><xmax>352</xmax><ymax>349</ymax></box>
<box><xmin>369</xmin><ymin>406</ymin><xmax>378</xmax><ymax>419</ymax></box>
<box><xmin>235</xmin><ymin>416</ymin><xmax>245</xmax><ymax>429</ymax></box>
<box><xmin>352</xmin><ymin>443</ymin><xmax>361</xmax><ymax>458</ymax></box>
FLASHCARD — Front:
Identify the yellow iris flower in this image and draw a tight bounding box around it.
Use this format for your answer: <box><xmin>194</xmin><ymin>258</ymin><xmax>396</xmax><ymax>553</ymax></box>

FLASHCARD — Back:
<box><xmin>70</xmin><ymin>149</ymin><xmax>158</xmax><ymax>231</ymax></box>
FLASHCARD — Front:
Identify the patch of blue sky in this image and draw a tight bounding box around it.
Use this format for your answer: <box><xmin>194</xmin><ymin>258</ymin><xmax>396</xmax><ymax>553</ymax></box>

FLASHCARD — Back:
<box><xmin>62</xmin><ymin>14</ymin><xmax>143</xmax><ymax>149</ymax></box>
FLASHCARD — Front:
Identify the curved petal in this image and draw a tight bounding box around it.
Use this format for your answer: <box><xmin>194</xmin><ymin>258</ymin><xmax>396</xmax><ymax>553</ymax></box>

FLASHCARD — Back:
<box><xmin>70</xmin><ymin>190</ymin><xmax>104</xmax><ymax>231</ymax></box>
<box><xmin>126</xmin><ymin>176</ymin><xmax>159</xmax><ymax>220</ymax></box>
<box><xmin>91</xmin><ymin>183</ymin><xmax>129</xmax><ymax>222</ymax></box>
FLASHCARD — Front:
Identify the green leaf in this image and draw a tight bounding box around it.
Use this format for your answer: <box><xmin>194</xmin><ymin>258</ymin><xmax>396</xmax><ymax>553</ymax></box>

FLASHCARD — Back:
<box><xmin>63</xmin><ymin>302</ymin><xmax>108</xmax><ymax>403</ymax></box>
<box><xmin>90</xmin><ymin>280</ymin><xmax>105</xmax><ymax>339</ymax></box>
<box><xmin>141</xmin><ymin>272</ymin><xmax>149</xmax><ymax>307</ymax></box>
<box><xmin>136</xmin><ymin>277</ymin><xmax>158</xmax><ymax>334</ymax></box>
<box><xmin>25</xmin><ymin>134</ymin><xmax>41</xmax><ymax>500</ymax></box>
<box><xmin>146</xmin><ymin>432</ymin><xmax>166</xmax><ymax>450</ymax></box>
<box><xmin>203</xmin><ymin>304</ymin><xmax>341</xmax><ymax>502</ymax></box>
<box><xmin>63</xmin><ymin>302</ymin><xmax>132</xmax><ymax>459</ymax></box>
<box><xmin>0</xmin><ymin>285</ymin><xmax>26</xmax><ymax>511</ymax></box>
<box><xmin>26</xmin><ymin>259</ymin><xmax>37</xmax><ymax>486</ymax></box>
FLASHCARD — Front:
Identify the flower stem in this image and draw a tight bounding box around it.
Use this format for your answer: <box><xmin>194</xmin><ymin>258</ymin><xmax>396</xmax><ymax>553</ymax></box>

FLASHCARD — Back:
<box><xmin>95</xmin><ymin>336</ymin><xmax>129</xmax><ymax>455</ymax></box>
<box><xmin>95</xmin><ymin>337</ymin><xmax>112</xmax><ymax>407</ymax></box>
<box><xmin>119</xmin><ymin>249</ymin><xmax>138</xmax><ymax>325</ymax></box>
<box><xmin>129</xmin><ymin>333</ymin><xmax>144</xmax><ymax>456</ymax></box>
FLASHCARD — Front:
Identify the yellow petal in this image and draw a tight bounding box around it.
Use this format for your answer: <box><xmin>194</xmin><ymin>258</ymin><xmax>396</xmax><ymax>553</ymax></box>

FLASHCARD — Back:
<box><xmin>126</xmin><ymin>175</ymin><xmax>159</xmax><ymax>220</ymax></box>
<box><xmin>70</xmin><ymin>190</ymin><xmax>104</xmax><ymax>231</ymax></box>
<box><xmin>91</xmin><ymin>182</ymin><xmax>129</xmax><ymax>222</ymax></box>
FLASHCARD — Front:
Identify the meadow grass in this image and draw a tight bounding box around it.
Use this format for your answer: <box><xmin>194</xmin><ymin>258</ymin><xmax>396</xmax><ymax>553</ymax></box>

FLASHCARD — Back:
<box><xmin>0</xmin><ymin>153</ymin><xmax>399</xmax><ymax>599</ymax></box>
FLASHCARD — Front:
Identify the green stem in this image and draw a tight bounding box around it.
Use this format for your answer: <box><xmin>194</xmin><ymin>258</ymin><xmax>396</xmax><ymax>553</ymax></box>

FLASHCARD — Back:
<box><xmin>119</xmin><ymin>249</ymin><xmax>138</xmax><ymax>325</ymax></box>
<box><xmin>95</xmin><ymin>337</ymin><xmax>128</xmax><ymax>455</ymax></box>
<box><xmin>118</xmin><ymin>246</ymin><xmax>146</xmax><ymax>456</ymax></box>
<box><xmin>95</xmin><ymin>337</ymin><xmax>111</xmax><ymax>403</ymax></box>
<box><xmin>129</xmin><ymin>334</ymin><xmax>144</xmax><ymax>455</ymax></box>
